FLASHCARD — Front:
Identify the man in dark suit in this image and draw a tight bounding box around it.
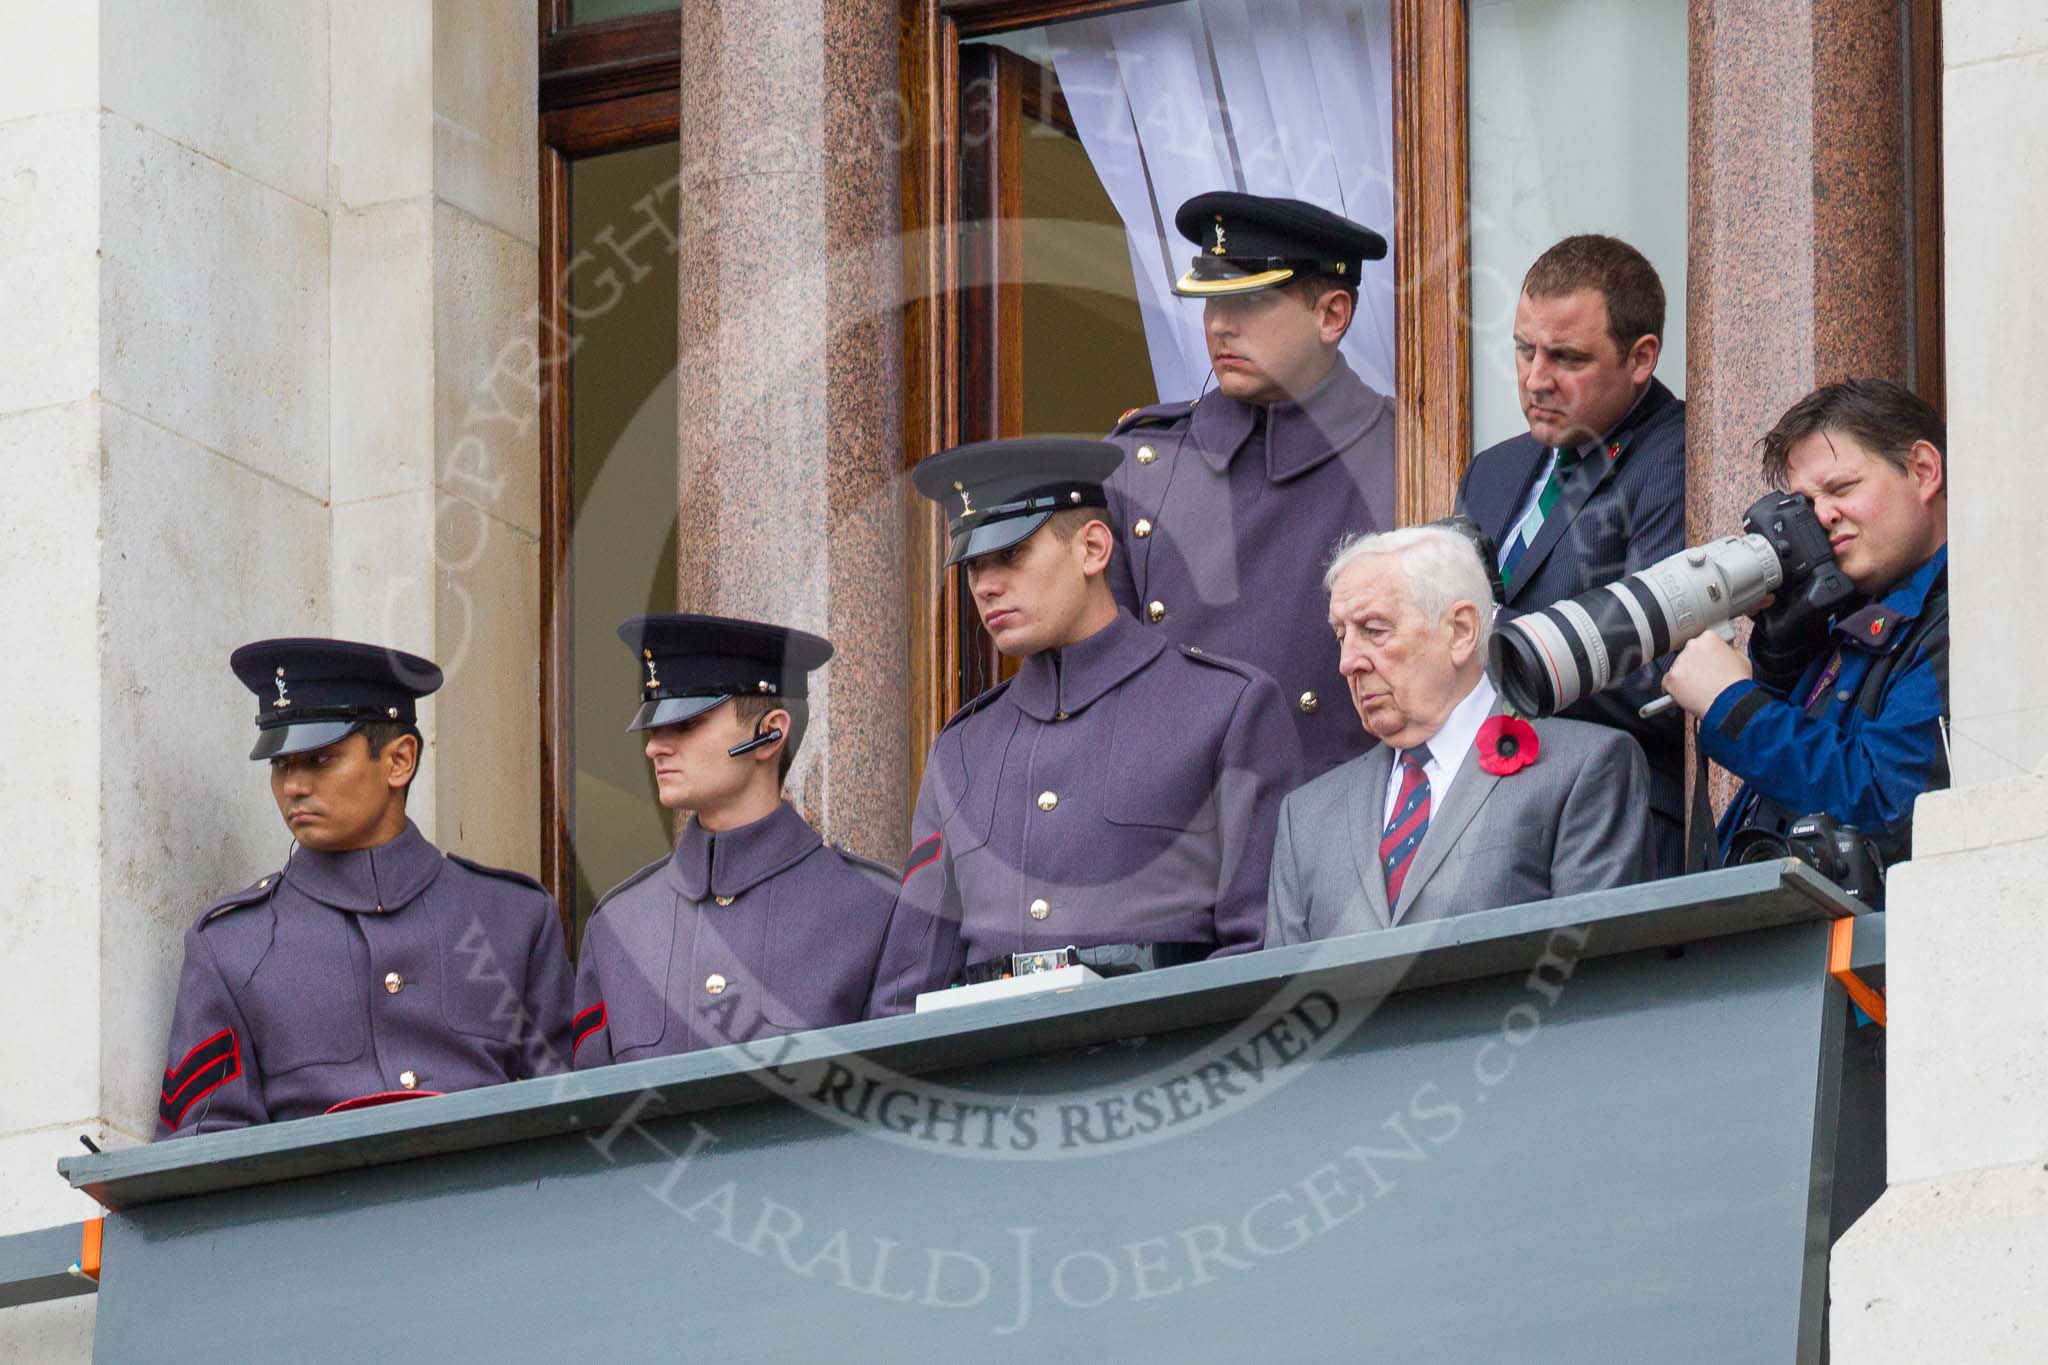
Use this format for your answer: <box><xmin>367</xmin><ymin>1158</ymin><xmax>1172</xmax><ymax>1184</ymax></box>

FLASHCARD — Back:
<box><xmin>1455</xmin><ymin>235</ymin><xmax>1686</xmax><ymax>875</ymax></box>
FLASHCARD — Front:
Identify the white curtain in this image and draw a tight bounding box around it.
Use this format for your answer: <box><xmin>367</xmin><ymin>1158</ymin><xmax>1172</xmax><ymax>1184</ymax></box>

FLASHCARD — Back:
<box><xmin>1051</xmin><ymin>0</ymin><xmax>1397</xmax><ymax>404</ymax></box>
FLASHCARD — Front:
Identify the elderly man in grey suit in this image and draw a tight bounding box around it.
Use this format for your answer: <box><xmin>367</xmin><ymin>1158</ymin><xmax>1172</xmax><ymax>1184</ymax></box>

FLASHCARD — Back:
<box><xmin>1266</xmin><ymin>524</ymin><xmax>1654</xmax><ymax>943</ymax></box>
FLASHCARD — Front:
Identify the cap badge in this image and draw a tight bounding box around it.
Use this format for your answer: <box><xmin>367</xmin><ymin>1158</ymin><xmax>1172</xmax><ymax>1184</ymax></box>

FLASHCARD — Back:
<box><xmin>953</xmin><ymin>480</ymin><xmax>975</xmax><ymax>517</ymax></box>
<box><xmin>1211</xmin><ymin>219</ymin><xmax>1228</xmax><ymax>256</ymax></box>
<box><xmin>644</xmin><ymin>649</ymin><xmax>661</xmax><ymax>691</ymax></box>
<box><xmin>272</xmin><ymin>667</ymin><xmax>292</xmax><ymax>711</ymax></box>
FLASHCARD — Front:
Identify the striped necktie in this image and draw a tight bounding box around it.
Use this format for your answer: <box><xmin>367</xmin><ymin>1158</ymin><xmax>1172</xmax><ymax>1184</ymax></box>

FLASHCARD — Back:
<box><xmin>1499</xmin><ymin>446</ymin><xmax>1583</xmax><ymax>584</ymax></box>
<box><xmin>1380</xmin><ymin>745</ymin><xmax>1433</xmax><ymax>905</ymax></box>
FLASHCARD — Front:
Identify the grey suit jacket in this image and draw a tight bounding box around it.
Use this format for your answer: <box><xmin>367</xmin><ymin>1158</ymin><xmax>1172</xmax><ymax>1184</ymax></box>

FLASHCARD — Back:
<box><xmin>1265</xmin><ymin>707</ymin><xmax>1655</xmax><ymax>943</ymax></box>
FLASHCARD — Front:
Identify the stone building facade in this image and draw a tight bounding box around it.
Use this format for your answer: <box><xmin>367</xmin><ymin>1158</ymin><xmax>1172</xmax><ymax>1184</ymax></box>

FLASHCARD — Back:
<box><xmin>0</xmin><ymin>0</ymin><xmax>2041</xmax><ymax>1357</ymax></box>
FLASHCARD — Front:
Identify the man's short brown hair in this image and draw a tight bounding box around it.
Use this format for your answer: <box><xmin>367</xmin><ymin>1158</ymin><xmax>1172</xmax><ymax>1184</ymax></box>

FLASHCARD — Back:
<box><xmin>1757</xmin><ymin>378</ymin><xmax>1947</xmax><ymax>489</ymax></box>
<box><xmin>1281</xmin><ymin>270</ymin><xmax>1359</xmax><ymax>309</ymax></box>
<box><xmin>731</xmin><ymin>694</ymin><xmax>809</xmax><ymax>784</ymax></box>
<box><xmin>1043</xmin><ymin>506</ymin><xmax>1110</xmax><ymax>542</ymax></box>
<box><xmin>1522</xmin><ymin>235</ymin><xmax>1666</xmax><ymax>358</ymax></box>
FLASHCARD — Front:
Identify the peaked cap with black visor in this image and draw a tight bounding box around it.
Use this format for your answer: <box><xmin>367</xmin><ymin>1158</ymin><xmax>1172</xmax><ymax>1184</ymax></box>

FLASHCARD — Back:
<box><xmin>618</xmin><ymin>614</ymin><xmax>834</xmax><ymax>732</ymax></box>
<box><xmin>230</xmin><ymin>637</ymin><xmax>443</xmax><ymax>761</ymax></box>
<box><xmin>913</xmin><ymin>438</ymin><xmax>1123</xmax><ymax>568</ymax></box>
<box><xmin>1171</xmin><ymin>191</ymin><xmax>1388</xmax><ymax>298</ymax></box>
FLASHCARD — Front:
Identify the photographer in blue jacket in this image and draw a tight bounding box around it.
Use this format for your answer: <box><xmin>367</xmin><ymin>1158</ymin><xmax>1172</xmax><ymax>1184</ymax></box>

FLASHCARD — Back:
<box><xmin>1660</xmin><ymin>379</ymin><xmax>1949</xmax><ymax>882</ymax></box>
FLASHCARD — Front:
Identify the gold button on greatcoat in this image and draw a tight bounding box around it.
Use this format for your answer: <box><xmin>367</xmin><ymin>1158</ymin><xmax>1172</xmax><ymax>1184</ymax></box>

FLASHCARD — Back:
<box><xmin>706</xmin><ymin>973</ymin><xmax>727</xmax><ymax>996</ymax></box>
<box><xmin>1133</xmin><ymin>518</ymin><xmax>1153</xmax><ymax>539</ymax></box>
<box><xmin>713</xmin><ymin>895</ymin><xmax>735</xmax><ymax>907</ymax></box>
<box><xmin>1136</xmin><ymin>445</ymin><xmax>1157</xmax><ymax>465</ymax></box>
<box><xmin>1299</xmin><ymin>691</ymin><xmax>1320</xmax><ymax>714</ymax></box>
<box><xmin>383</xmin><ymin>971</ymin><xmax>403</xmax><ymax>995</ymax></box>
<box><xmin>1146</xmin><ymin>600</ymin><xmax>1167</xmax><ymax>623</ymax></box>
<box><xmin>1037</xmin><ymin>791</ymin><xmax>1059</xmax><ymax>812</ymax></box>
<box><xmin>399</xmin><ymin>1070</ymin><xmax>419</xmax><ymax>1090</ymax></box>
<box><xmin>1029</xmin><ymin>898</ymin><xmax>1051</xmax><ymax>920</ymax></box>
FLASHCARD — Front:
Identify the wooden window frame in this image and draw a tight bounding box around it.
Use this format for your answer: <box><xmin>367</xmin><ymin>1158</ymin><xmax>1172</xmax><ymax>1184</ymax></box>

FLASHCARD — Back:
<box><xmin>950</xmin><ymin>44</ymin><xmax>1084</xmax><ymax>697</ymax></box>
<box><xmin>900</xmin><ymin>0</ymin><xmax>1469</xmax><ymax>767</ymax></box>
<box><xmin>1905</xmin><ymin>0</ymin><xmax>1944</xmax><ymax>410</ymax></box>
<box><xmin>537</xmin><ymin>6</ymin><xmax>680</xmax><ymax>925</ymax></box>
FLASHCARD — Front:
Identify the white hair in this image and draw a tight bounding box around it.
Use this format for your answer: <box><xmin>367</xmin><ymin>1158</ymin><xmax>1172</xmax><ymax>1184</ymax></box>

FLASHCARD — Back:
<box><xmin>1323</xmin><ymin>525</ymin><xmax>1497</xmax><ymax>653</ymax></box>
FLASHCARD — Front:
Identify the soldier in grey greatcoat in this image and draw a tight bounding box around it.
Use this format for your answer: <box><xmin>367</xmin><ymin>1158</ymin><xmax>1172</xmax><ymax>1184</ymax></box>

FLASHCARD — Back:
<box><xmin>571</xmin><ymin>616</ymin><xmax>897</xmax><ymax>1065</ymax></box>
<box><xmin>156</xmin><ymin>639</ymin><xmax>574</xmax><ymax>1138</ymax></box>
<box><xmin>867</xmin><ymin>439</ymin><xmax>1303</xmax><ymax>1015</ymax></box>
<box><xmin>1106</xmin><ymin>191</ymin><xmax>1397</xmax><ymax>778</ymax></box>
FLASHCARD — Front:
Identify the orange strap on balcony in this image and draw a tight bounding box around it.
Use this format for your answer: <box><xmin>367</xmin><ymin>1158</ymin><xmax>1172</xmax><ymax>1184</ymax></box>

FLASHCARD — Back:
<box><xmin>1828</xmin><ymin>917</ymin><xmax>1887</xmax><ymax>1028</ymax></box>
<box><xmin>72</xmin><ymin>1218</ymin><xmax>103</xmax><ymax>1283</ymax></box>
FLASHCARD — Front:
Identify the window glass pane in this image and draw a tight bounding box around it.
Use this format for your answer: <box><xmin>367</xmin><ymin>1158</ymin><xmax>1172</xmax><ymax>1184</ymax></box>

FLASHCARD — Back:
<box><xmin>1468</xmin><ymin>0</ymin><xmax>1689</xmax><ymax>449</ymax></box>
<box><xmin>1018</xmin><ymin>89</ymin><xmax>1155</xmax><ymax>434</ymax></box>
<box><xmin>969</xmin><ymin>3</ymin><xmax>1399</xmax><ymax>427</ymax></box>
<box><xmin>568</xmin><ymin>0</ymin><xmax>677</xmax><ymax>25</ymax></box>
<box><xmin>568</xmin><ymin>142</ymin><xmax>679</xmax><ymax>943</ymax></box>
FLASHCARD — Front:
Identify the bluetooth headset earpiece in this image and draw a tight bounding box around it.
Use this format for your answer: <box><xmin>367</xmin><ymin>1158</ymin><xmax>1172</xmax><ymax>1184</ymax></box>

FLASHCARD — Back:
<box><xmin>727</xmin><ymin>723</ymin><xmax>783</xmax><ymax>759</ymax></box>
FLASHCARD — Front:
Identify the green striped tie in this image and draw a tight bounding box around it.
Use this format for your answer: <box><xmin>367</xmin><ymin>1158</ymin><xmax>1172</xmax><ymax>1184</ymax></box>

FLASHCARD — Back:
<box><xmin>1501</xmin><ymin>447</ymin><xmax>1584</xmax><ymax>585</ymax></box>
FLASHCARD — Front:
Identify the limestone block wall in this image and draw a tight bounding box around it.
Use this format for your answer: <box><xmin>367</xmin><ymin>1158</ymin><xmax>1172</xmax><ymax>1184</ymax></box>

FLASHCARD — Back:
<box><xmin>0</xmin><ymin>3</ymin><xmax>540</xmax><ymax>1359</ymax></box>
<box><xmin>1829</xmin><ymin>2</ymin><xmax>2048</xmax><ymax>1357</ymax></box>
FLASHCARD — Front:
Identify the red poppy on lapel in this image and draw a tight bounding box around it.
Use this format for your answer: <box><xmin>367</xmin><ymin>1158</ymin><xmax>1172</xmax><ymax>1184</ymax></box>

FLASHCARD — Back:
<box><xmin>1606</xmin><ymin>442</ymin><xmax>1622</xmax><ymax>461</ymax></box>
<box><xmin>1476</xmin><ymin>715</ymin><xmax>1540</xmax><ymax>776</ymax></box>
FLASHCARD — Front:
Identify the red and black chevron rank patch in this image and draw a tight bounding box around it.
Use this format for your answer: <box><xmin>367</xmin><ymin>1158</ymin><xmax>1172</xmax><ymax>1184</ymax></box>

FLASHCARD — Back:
<box><xmin>158</xmin><ymin>1028</ymin><xmax>241</xmax><ymax>1129</ymax></box>
<box><xmin>571</xmin><ymin>1002</ymin><xmax>608</xmax><ymax>1055</ymax></box>
<box><xmin>902</xmin><ymin>834</ymin><xmax>942</xmax><ymax>883</ymax></box>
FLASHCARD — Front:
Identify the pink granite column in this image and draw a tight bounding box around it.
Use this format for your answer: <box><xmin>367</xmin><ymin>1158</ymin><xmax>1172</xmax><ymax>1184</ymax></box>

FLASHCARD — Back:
<box><xmin>1687</xmin><ymin>0</ymin><xmax>1909</xmax><ymax>542</ymax></box>
<box><xmin>675</xmin><ymin>0</ymin><xmax>908</xmax><ymax>860</ymax></box>
<box><xmin>1686</xmin><ymin>0</ymin><xmax>1909</xmax><ymax>807</ymax></box>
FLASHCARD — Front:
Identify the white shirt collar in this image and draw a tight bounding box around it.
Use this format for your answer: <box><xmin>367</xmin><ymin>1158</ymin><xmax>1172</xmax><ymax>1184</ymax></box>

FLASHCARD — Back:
<box><xmin>1382</xmin><ymin>671</ymin><xmax>1500</xmax><ymax>825</ymax></box>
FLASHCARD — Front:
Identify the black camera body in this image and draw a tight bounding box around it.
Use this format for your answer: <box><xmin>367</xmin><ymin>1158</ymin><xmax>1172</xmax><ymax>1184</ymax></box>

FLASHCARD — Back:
<box><xmin>1729</xmin><ymin>812</ymin><xmax>1887</xmax><ymax>905</ymax></box>
<box><xmin>1740</xmin><ymin>491</ymin><xmax>1857</xmax><ymax>623</ymax></box>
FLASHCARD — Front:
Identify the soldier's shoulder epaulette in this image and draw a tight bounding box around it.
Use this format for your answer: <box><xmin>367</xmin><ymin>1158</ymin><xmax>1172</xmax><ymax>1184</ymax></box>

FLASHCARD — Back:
<box><xmin>939</xmin><ymin>678</ymin><xmax>1013</xmax><ymax>733</ymax></box>
<box><xmin>831</xmin><ymin>839</ymin><xmax>897</xmax><ymax>879</ymax></box>
<box><xmin>445</xmin><ymin>853</ymin><xmax>548</xmax><ymax>897</ymax></box>
<box><xmin>829</xmin><ymin>842</ymin><xmax>899</xmax><ymax>884</ymax></box>
<box><xmin>588</xmin><ymin>855</ymin><xmax>669</xmax><ymax>920</ymax></box>
<box><xmin>1175</xmin><ymin>642</ymin><xmax>1259</xmax><ymax>682</ymax></box>
<box><xmin>198</xmin><ymin>873</ymin><xmax>282</xmax><ymax>927</ymax></box>
<box><xmin>1111</xmin><ymin>399</ymin><xmax>1197</xmax><ymax>435</ymax></box>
